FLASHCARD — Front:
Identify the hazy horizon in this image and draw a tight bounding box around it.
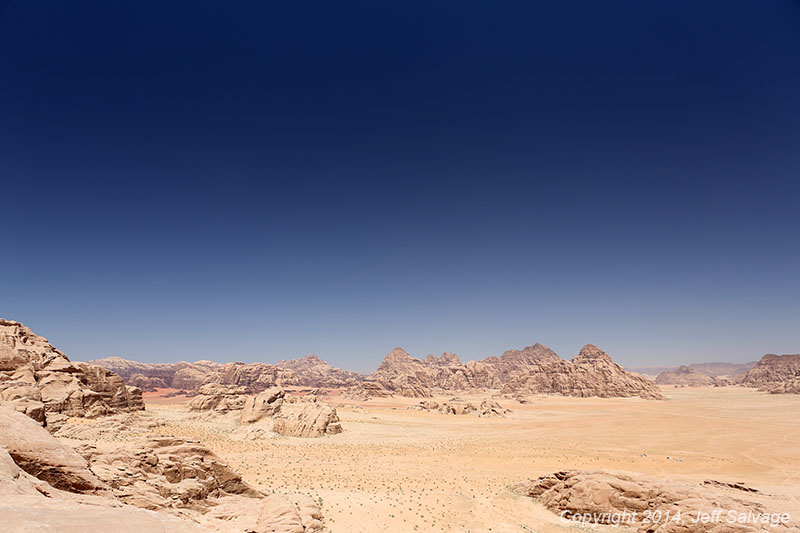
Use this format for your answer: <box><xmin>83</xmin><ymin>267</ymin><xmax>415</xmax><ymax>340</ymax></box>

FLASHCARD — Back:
<box><xmin>3</xmin><ymin>1</ymin><xmax>798</xmax><ymax>372</ymax></box>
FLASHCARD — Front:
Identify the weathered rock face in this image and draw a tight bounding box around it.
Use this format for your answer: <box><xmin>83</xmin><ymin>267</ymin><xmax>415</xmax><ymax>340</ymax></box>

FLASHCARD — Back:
<box><xmin>366</xmin><ymin>344</ymin><xmax>662</xmax><ymax>399</ymax></box>
<box><xmin>367</xmin><ymin>344</ymin><xmax>562</xmax><ymax>397</ymax></box>
<box><xmin>341</xmin><ymin>381</ymin><xmax>394</xmax><ymax>400</ymax></box>
<box><xmin>188</xmin><ymin>385</ymin><xmax>343</xmax><ymax>438</ymax></box>
<box><xmin>187</xmin><ymin>383</ymin><xmax>249</xmax><ymax>412</ymax></box>
<box><xmin>0</xmin><ymin>445</ymin><xmax>209</xmax><ymax>532</ymax></box>
<box><xmin>500</xmin><ymin>345</ymin><xmax>664</xmax><ymax>400</ymax></box>
<box><xmin>240</xmin><ymin>387</ymin><xmax>285</xmax><ymax>423</ymax></box>
<box><xmin>78</xmin><ymin>436</ymin><xmax>260</xmax><ymax>509</ymax></box>
<box><xmin>656</xmin><ymin>365</ymin><xmax>718</xmax><ymax>387</ymax></box>
<box><xmin>0</xmin><ymin>407</ymin><xmax>108</xmax><ymax>494</ymax></box>
<box><xmin>91</xmin><ymin>354</ymin><xmax>360</xmax><ymax>392</ymax></box>
<box><xmin>741</xmin><ymin>354</ymin><xmax>800</xmax><ymax>394</ymax></box>
<box><xmin>0</xmin><ymin>319</ymin><xmax>143</xmax><ymax>426</ymax></box>
<box><xmin>0</xmin><ymin>406</ymin><xmax>324</xmax><ymax>532</ymax></box>
<box><xmin>511</xmin><ymin>470</ymin><xmax>797</xmax><ymax>532</ymax></box>
<box><xmin>276</xmin><ymin>354</ymin><xmax>364</xmax><ymax>387</ymax></box>
<box><xmin>271</xmin><ymin>397</ymin><xmax>343</xmax><ymax>438</ymax></box>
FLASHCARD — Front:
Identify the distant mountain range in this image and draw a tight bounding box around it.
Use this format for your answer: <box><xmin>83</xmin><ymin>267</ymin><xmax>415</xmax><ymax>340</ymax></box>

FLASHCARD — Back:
<box><xmin>90</xmin><ymin>342</ymin><xmax>664</xmax><ymax>400</ymax></box>
<box><xmin>626</xmin><ymin>361</ymin><xmax>757</xmax><ymax>378</ymax></box>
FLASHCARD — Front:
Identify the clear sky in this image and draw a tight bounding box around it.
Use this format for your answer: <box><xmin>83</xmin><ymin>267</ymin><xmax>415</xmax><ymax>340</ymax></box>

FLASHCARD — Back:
<box><xmin>1</xmin><ymin>1</ymin><xmax>798</xmax><ymax>372</ymax></box>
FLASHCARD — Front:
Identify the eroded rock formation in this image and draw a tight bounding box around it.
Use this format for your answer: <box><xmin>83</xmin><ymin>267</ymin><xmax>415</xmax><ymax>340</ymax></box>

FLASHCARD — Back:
<box><xmin>187</xmin><ymin>383</ymin><xmax>249</xmax><ymax>412</ymax></box>
<box><xmin>511</xmin><ymin>470</ymin><xmax>797</xmax><ymax>532</ymax></box>
<box><xmin>272</xmin><ymin>397</ymin><xmax>343</xmax><ymax>438</ymax></box>
<box><xmin>500</xmin><ymin>345</ymin><xmax>664</xmax><ymax>399</ymax></box>
<box><xmin>0</xmin><ymin>319</ymin><xmax>143</xmax><ymax>426</ymax></box>
<box><xmin>741</xmin><ymin>354</ymin><xmax>800</xmax><ymax>394</ymax></box>
<box><xmin>91</xmin><ymin>354</ymin><xmax>359</xmax><ymax>392</ymax></box>
<box><xmin>0</xmin><ymin>406</ymin><xmax>325</xmax><ymax>532</ymax></box>
<box><xmin>276</xmin><ymin>354</ymin><xmax>364</xmax><ymax>387</ymax></box>
<box><xmin>341</xmin><ymin>381</ymin><xmax>394</xmax><ymax>400</ymax></box>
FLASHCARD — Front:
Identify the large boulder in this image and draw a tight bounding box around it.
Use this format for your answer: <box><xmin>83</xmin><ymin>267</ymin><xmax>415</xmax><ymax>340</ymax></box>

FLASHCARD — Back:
<box><xmin>271</xmin><ymin>397</ymin><xmax>343</xmax><ymax>438</ymax></box>
<box><xmin>240</xmin><ymin>386</ymin><xmax>285</xmax><ymax>423</ymax></box>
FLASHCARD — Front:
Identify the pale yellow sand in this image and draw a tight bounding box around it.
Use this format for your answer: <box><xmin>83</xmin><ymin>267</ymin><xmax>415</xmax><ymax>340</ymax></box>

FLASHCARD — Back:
<box><xmin>147</xmin><ymin>387</ymin><xmax>800</xmax><ymax>533</ymax></box>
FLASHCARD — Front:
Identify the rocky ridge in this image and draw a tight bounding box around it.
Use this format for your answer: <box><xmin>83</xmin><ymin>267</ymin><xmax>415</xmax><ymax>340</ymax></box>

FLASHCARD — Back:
<box><xmin>741</xmin><ymin>354</ymin><xmax>800</xmax><ymax>394</ymax></box>
<box><xmin>93</xmin><ymin>341</ymin><xmax>662</xmax><ymax>400</ymax></box>
<box><xmin>656</xmin><ymin>365</ymin><xmax>722</xmax><ymax>387</ymax></box>
<box><xmin>500</xmin><ymin>345</ymin><xmax>664</xmax><ymax>399</ymax></box>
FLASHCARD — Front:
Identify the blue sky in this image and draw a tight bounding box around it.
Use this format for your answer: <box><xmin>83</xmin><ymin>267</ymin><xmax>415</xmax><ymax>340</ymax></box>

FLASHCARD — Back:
<box><xmin>1</xmin><ymin>1</ymin><xmax>798</xmax><ymax>372</ymax></box>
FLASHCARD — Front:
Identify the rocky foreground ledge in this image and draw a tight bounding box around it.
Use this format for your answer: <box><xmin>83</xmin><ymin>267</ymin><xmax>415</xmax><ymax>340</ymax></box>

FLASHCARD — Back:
<box><xmin>0</xmin><ymin>319</ymin><xmax>327</xmax><ymax>532</ymax></box>
<box><xmin>511</xmin><ymin>470</ymin><xmax>799</xmax><ymax>532</ymax></box>
<box><xmin>0</xmin><ymin>318</ymin><xmax>143</xmax><ymax>428</ymax></box>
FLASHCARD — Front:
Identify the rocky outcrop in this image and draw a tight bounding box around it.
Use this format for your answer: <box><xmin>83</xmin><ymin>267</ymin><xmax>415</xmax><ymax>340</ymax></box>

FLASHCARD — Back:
<box><xmin>367</xmin><ymin>344</ymin><xmax>662</xmax><ymax>399</ymax></box>
<box><xmin>656</xmin><ymin>365</ymin><xmax>718</xmax><ymax>387</ymax></box>
<box><xmin>78</xmin><ymin>436</ymin><xmax>261</xmax><ymax>509</ymax></box>
<box><xmin>91</xmin><ymin>354</ymin><xmax>368</xmax><ymax>393</ymax></box>
<box><xmin>0</xmin><ymin>405</ymin><xmax>324</xmax><ymax>532</ymax></box>
<box><xmin>187</xmin><ymin>383</ymin><xmax>248</xmax><ymax>412</ymax></box>
<box><xmin>368</xmin><ymin>344</ymin><xmax>562</xmax><ymax>397</ymax></box>
<box><xmin>0</xmin><ymin>446</ymin><xmax>208</xmax><ymax>532</ymax></box>
<box><xmin>0</xmin><ymin>407</ymin><xmax>108</xmax><ymax>493</ymax></box>
<box><xmin>0</xmin><ymin>319</ymin><xmax>143</xmax><ymax>426</ymax></box>
<box><xmin>91</xmin><ymin>354</ymin><xmax>362</xmax><ymax>392</ymax></box>
<box><xmin>511</xmin><ymin>470</ymin><xmax>797</xmax><ymax>532</ymax></box>
<box><xmin>272</xmin><ymin>397</ymin><xmax>343</xmax><ymax>438</ymax></box>
<box><xmin>240</xmin><ymin>387</ymin><xmax>285</xmax><ymax>423</ymax></box>
<box><xmin>407</xmin><ymin>400</ymin><xmax>440</xmax><ymax>411</ymax></box>
<box><xmin>500</xmin><ymin>345</ymin><xmax>664</xmax><ymax>400</ymax></box>
<box><xmin>188</xmin><ymin>385</ymin><xmax>343</xmax><ymax>438</ymax></box>
<box><xmin>409</xmin><ymin>397</ymin><xmax>510</xmax><ymax>417</ymax></box>
<box><xmin>741</xmin><ymin>354</ymin><xmax>800</xmax><ymax>394</ymax></box>
<box><xmin>276</xmin><ymin>354</ymin><xmax>364</xmax><ymax>387</ymax></box>
<box><xmin>341</xmin><ymin>381</ymin><xmax>394</xmax><ymax>400</ymax></box>
<box><xmin>438</xmin><ymin>397</ymin><xmax>477</xmax><ymax>415</ymax></box>
<box><xmin>478</xmin><ymin>399</ymin><xmax>511</xmax><ymax>418</ymax></box>
<box><xmin>764</xmin><ymin>377</ymin><xmax>800</xmax><ymax>394</ymax></box>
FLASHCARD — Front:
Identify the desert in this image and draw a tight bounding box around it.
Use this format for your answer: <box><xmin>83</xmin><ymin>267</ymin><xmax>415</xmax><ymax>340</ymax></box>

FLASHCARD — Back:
<box><xmin>2</xmin><ymin>319</ymin><xmax>799</xmax><ymax>532</ymax></box>
<box><xmin>4</xmin><ymin>2</ymin><xmax>799</xmax><ymax>531</ymax></box>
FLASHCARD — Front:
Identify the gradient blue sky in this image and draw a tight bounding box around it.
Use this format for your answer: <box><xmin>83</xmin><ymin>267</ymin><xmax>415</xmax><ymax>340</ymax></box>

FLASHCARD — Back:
<box><xmin>2</xmin><ymin>1</ymin><xmax>799</xmax><ymax>372</ymax></box>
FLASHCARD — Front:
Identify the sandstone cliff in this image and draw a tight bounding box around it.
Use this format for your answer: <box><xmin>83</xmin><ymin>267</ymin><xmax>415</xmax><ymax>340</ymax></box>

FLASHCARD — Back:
<box><xmin>0</xmin><ymin>319</ymin><xmax>143</xmax><ymax>427</ymax></box>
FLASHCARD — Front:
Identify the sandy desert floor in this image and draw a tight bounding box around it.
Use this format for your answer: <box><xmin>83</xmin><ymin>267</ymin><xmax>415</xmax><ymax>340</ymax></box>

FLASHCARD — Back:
<box><xmin>141</xmin><ymin>387</ymin><xmax>800</xmax><ymax>533</ymax></box>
